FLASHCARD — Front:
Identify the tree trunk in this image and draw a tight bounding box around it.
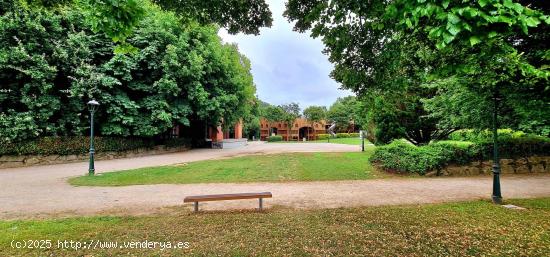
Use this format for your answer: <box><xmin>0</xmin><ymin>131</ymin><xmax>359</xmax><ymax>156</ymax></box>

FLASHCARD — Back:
<box><xmin>287</xmin><ymin>123</ymin><xmax>290</xmax><ymax>141</ymax></box>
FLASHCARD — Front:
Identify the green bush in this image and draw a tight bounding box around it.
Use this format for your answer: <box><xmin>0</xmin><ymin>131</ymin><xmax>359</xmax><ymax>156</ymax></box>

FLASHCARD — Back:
<box><xmin>267</xmin><ymin>135</ymin><xmax>283</xmax><ymax>142</ymax></box>
<box><xmin>471</xmin><ymin>136</ymin><xmax>550</xmax><ymax>160</ymax></box>
<box><xmin>163</xmin><ymin>138</ymin><xmax>192</xmax><ymax>148</ymax></box>
<box><xmin>449</xmin><ymin>129</ymin><xmax>528</xmax><ymax>142</ymax></box>
<box><xmin>370</xmin><ymin>134</ymin><xmax>550</xmax><ymax>175</ymax></box>
<box><xmin>336</xmin><ymin>133</ymin><xmax>351</xmax><ymax>138</ymax></box>
<box><xmin>449</xmin><ymin>129</ymin><xmax>549</xmax><ymax>159</ymax></box>
<box><xmin>316</xmin><ymin>133</ymin><xmax>360</xmax><ymax>140</ymax></box>
<box><xmin>0</xmin><ymin>136</ymin><xmax>192</xmax><ymax>156</ymax></box>
<box><xmin>369</xmin><ymin>141</ymin><xmax>471</xmax><ymax>175</ymax></box>
<box><xmin>317</xmin><ymin>134</ymin><xmax>330</xmax><ymax>140</ymax></box>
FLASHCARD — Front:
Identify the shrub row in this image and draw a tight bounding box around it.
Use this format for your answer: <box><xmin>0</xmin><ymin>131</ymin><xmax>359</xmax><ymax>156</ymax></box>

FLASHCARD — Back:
<box><xmin>370</xmin><ymin>136</ymin><xmax>550</xmax><ymax>175</ymax></box>
<box><xmin>0</xmin><ymin>136</ymin><xmax>191</xmax><ymax>156</ymax></box>
<box><xmin>448</xmin><ymin>129</ymin><xmax>534</xmax><ymax>142</ymax></box>
<box><xmin>267</xmin><ymin>135</ymin><xmax>283</xmax><ymax>142</ymax></box>
<box><xmin>317</xmin><ymin>133</ymin><xmax>360</xmax><ymax>140</ymax></box>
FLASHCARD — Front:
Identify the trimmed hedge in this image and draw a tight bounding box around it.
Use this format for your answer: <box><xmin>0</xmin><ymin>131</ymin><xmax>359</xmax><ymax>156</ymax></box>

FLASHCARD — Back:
<box><xmin>0</xmin><ymin>136</ymin><xmax>191</xmax><ymax>156</ymax></box>
<box><xmin>370</xmin><ymin>135</ymin><xmax>550</xmax><ymax>175</ymax></box>
<box><xmin>449</xmin><ymin>129</ymin><xmax>550</xmax><ymax>159</ymax></box>
<box><xmin>449</xmin><ymin>129</ymin><xmax>528</xmax><ymax>142</ymax></box>
<box><xmin>317</xmin><ymin>133</ymin><xmax>360</xmax><ymax>140</ymax></box>
<box><xmin>267</xmin><ymin>135</ymin><xmax>283</xmax><ymax>142</ymax></box>
<box><xmin>317</xmin><ymin>134</ymin><xmax>330</xmax><ymax>140</ymax></box>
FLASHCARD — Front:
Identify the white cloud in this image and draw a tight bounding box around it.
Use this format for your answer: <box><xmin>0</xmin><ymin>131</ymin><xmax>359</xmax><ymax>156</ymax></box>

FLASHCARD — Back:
<box><xmin>218</xmin><ymin>0</ymin><xmax>352</xmax><ymax>109</ymax></box>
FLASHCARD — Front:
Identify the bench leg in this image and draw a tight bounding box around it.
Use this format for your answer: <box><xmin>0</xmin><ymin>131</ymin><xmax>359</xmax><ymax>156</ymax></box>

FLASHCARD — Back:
<box><xmin>259</xmin><ymin>198</ymin><xmax>263</xmax><ymax>211</ymax></box>
<box><xmin>194</xmin><ymin>202</ymin><xmax>199</xmax><ymax>212</ymax></box>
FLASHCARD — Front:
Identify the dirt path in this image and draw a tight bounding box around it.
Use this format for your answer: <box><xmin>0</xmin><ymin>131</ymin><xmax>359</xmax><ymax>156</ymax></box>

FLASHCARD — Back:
<box><xmin>1</xmin><ymin>142</ymin><xmax>549</xmax><ymax>219</ymax></box>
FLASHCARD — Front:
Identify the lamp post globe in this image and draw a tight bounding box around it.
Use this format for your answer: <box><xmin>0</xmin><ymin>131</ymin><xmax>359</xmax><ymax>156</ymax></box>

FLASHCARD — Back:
<box><xmin>87</xmin><ymin>100</ymin><xmax>99</xmax><ymax>176</ymax></box>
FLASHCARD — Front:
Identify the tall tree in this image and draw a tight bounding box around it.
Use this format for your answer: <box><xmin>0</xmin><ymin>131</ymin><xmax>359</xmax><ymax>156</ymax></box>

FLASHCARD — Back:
<box><xmin>284</xmin><ymin>0</ymin><xmax>549</xmax><ymax>136</ymax></box>
<box><xmin>280</xmin><ymin>102</ymin><xmax>301</xmax><ymax>141</ymax></box>
<box><xmin>263</xmin><ymin>105</ymin><xmax>285</xmax><ymax>137</ymax></box>
<box><xmin>0</xmin><ymin>1</ymin><xmax>256</xmax><ymax>142</ymax></box>
<box><xmin>327</xmin><ymin>96</ymin><xmax>360</xmax><ymax>133</ymax></box>
<box><xmin>303</xmin><ymin>105</ymin><xmax>326</xmax><ymax>140</ymax></box>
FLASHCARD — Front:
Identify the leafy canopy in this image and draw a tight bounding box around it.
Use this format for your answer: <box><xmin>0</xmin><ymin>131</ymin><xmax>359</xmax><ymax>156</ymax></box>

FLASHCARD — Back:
<box><xmin>0</xmin><ymin>1</ymin><xmax>256</xmax><ymax>142</ymax></box>
<box><xmin>303</xmin><ymin>106</ymin><xmax>327</xmax><ymax>124</ymax></box>
<box><xmin>22</xmin><ymin>0</ymin><xmax>273</xmax><ymax>44</ymax></box>
<box><xmin>285</xmin><ymin>0</ymin><xmax>550</xmax><ymax>138</ymax></box>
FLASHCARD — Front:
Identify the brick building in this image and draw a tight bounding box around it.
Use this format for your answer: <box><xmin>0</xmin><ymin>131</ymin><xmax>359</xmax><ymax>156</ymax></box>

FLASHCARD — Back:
<box><xmin>260</xmin><ymin>118</ymin><xmax>328</xmax><ymax>141</ymax></box>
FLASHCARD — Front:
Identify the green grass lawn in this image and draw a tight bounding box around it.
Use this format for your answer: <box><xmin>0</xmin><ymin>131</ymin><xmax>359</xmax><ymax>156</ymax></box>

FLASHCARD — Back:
<box><xmin>70</xmin><ymin>151</ymin><xmax>384</xmax><ymax>186</ymax></box>
<box><xmin>2</xmin><ymin>198</ymin><xmax>549</xmax><ymax>256</ymax></box>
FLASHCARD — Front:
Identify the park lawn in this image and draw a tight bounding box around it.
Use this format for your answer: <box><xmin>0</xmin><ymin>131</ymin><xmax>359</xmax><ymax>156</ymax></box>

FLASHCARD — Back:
<box><xmin>316</xmin><ymin>137</ymin><xmax>364</xmax><ymax>145</ymax></box>
<box><xmin>271</xmin><ymin>137</ymin><xmax>366</xmax><ymax>145</ymax></box>
<box><xmin>69</xmin><ymin>151</ymin><xmax>384</xmax><ymax>186</ymax></box>
<box><xmin>1</xmin><ymin>198</ymin><xmax>549</xmax><ymax>256</ymax></box>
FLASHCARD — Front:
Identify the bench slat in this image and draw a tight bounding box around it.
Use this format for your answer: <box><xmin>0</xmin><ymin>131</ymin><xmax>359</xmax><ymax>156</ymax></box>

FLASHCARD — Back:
<box><xmin>184</xmin><ymin>192</ymin><xmax>272</xmax><ymax>203</ymax></box>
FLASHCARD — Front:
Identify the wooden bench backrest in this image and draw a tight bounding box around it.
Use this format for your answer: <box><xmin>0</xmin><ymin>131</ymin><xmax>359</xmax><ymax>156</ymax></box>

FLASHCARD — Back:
<box><xmin>184</xmin><ymin>192</ymin><xmax>272</xmax><ymax>202</ymax></box>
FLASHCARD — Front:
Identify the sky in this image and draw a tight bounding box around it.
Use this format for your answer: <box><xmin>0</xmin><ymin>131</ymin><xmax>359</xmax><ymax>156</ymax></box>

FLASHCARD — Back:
<box><xmin>218</xmin><ymin>0</ymin><xmax>352</xmax><ymax>109</ymax></box>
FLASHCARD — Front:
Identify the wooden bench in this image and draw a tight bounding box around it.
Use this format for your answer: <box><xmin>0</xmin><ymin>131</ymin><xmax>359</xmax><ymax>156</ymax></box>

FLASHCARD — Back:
<box><xmin>184</xmin><ymin>192</ymin><xmax>272</xmax><ymax>212</ymax></box>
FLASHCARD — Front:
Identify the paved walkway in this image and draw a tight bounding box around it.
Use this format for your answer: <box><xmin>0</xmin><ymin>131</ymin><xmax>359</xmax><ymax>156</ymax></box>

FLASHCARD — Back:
<box><xmin>1</xmin><ymin>141</ymin><xmax>549</xmax><ymax>219</ymax></box>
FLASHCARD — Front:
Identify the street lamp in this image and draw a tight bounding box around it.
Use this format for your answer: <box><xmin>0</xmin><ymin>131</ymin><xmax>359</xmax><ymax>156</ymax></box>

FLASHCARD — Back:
<box><xmin>491</xmin><ymin>93</ymin><xmax>503</xmax><ymax>204</ymax></box>
<box><xmin>87</xmin><ymin>100</ymin><xmax>99</xmax><ymax>176</ymax></box>
<box><xmin>361</xmin><ymin>130</ymin><xmax>366</xmax><ymax>152</ymax></box>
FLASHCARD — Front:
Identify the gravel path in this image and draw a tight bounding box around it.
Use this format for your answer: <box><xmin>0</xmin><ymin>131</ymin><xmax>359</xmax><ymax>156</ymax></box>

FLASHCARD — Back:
<box><xmin>1</xmin><ymin>141</ymin><xmax>549</xmax><ymax>219</ymax></box>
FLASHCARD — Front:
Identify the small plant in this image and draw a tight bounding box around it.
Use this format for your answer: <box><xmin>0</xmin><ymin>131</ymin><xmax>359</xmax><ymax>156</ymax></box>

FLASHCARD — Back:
<box><xmin>267</xmin><ymin>135</ymin><xmax>283</xmax><ymax>142</ymax></box>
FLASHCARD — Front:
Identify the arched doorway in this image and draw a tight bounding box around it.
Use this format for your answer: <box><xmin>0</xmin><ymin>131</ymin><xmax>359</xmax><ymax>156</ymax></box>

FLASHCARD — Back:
<box><xmin>270</xmin><ymin>127</ymin><xmax>278</xmax><ymax>136</ymax></box>
<box><xmin>298</xmin><ymin>127</ymin><xmax>313</xmax><ymax>140</ymax></box>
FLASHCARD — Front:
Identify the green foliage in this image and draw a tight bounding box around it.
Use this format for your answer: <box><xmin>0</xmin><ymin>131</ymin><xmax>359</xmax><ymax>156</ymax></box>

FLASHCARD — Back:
<box><xmin>163</xmin><ymin>137</ymin><xmax>191</xmax><ymax>148</ymax></box>
<box><xmin>153</xmin><ymin>0</ymin><xmax>273</xmax><ymax>35</ymax></box>
<box><xmin>78</xmin><ymin>0</ymin><xmax>146</xmax><ymax>43</ymax></box>
<box><xmin>449</xmin><ymin>129</ymin><xmax>526</xmax><ymax>142</ymax></box>
<box><xmin>263</xmin><ymin>105</ymin><xmax>285</xmax><ymax>123</ymax></box>
<box><xmin>370</xmin><ymin>141</ymin><xmax>466</xmax><ymax>175</ymax></box>
<box><xmin>0</xmin><ymin>136</ymin><xmax>191</xmax><ymax>156</ymax></box>
<box><xmin>0</xmin><ymin>2</ymin><xmax>256</xmax><ymax>143</ymax></box>
<box><xmin>0</xmin><ymin>136</ymin><xmax>150</xmax><ymax>156</ymax></box>
<box><xmin>371</xmin><ymin>133</ymin><xmax>549</xmax><ymax>175</ymax></box>
<box><xmin>267</xmin><ymin>135</ymin><xmax>283</xmax><ymax>142</ymax></box>
<box><xmin>449</xmin><ymin>129</ymin><xmax>550</xmax><ymax>159</ymax></box>
<box><xmin>285</xmin><ymin>0</ymin><xmax>550</xmax><ymax>139</ymax></box>
<box><xmin>386</xmin><ymin>0</ymin><xmax>549</xmax><ymax>49</ymax></box>
<box><xmin>336</xmin><ymin>133</ymin><xmax>358</xmax><ymax>138</ymax></box>
<box><xmin>473</xmin><ymin>136</ymin><xmax>550</xmax><ymax>160</ymax></box>
<box><xmin>23</xmin><ymin>0</ymin><xmax>272</xmax><ymax>43</ymax></box>
<box><xmin>317</xmin><ymin>134</ymin><xmax>329</xmax><ymax>140</ymax></box>
<box><xmin>326</xmin><ymin>96</ymin><xmax>361</xmax><ymax>132</ymax></box>
<box><xmin>422</xmin><ymin>41</ymin><xmax>550</xmax><ymax>135</ymax></box>
<box><xmin>317</xmin><ymin>133</ymin><xmax>360</xmax><ymax>140</ymax></box>
<box><xmin>303</xmin><ymin>106</ymin><xmax>326</xmax><ymax>124</ymax></box>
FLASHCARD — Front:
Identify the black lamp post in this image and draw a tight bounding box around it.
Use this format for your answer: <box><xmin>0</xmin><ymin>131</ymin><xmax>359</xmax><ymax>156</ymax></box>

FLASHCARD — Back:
<box><xmin>361</xmin><ymin>130</ymin><xmax>365</xmax><ymax>152</ymax></box>
<box><xmin>491</xmin><ymin>93</ymin><xmax>503</xmax><ymax>204</ymax></box>
<box><xmin>87</xmin><ymin>100</ymin><xmax>99</xmax><ymax>176</ymax></box>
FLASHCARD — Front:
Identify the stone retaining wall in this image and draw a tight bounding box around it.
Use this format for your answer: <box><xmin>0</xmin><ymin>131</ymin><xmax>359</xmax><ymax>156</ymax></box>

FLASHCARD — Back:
<box><xmin>0</xmin><ymin>145</ymin><xmax>190</xmax><ymax>169</ymax></box>
<box><xmin>426</xmin><ymin>156</ymin><xmax>549</xmax><ymax>177</ymax></box>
